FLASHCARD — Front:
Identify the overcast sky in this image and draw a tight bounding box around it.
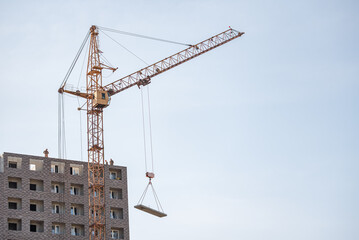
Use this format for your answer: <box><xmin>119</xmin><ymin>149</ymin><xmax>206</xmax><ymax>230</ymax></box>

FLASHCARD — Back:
<box><xmin>0</xmin><ymin>0</ymin><xmax>358</xmax><ymax>239</ymax></box>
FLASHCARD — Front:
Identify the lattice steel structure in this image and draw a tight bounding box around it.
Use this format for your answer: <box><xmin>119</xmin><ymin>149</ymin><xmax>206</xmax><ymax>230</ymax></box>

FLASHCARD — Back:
<box><xmin>87</xmin><ymin>25</ymin><xmax>106</xmax><ymax>240</ymax></box>
<box><xmin>103</xmin><ymin>28</ymin><xmax>244</xmax><ymax>95</ymax></box>
<box><xmin>59</xmin><ymin>25</ymin><xmax>244</xmax><ymax>240</ymax></box>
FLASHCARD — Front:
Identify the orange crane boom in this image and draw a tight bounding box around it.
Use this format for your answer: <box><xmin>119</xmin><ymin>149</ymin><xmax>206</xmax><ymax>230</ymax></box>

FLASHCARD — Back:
<box><xmin>104</xmin><ymin>28</ymin><xmax>244</xmax><ymax>95</ymax></box>
<box><xmin>59</xmin><ymin>25</ymin><xmax>244</xmax><ymax>240</ymax></box>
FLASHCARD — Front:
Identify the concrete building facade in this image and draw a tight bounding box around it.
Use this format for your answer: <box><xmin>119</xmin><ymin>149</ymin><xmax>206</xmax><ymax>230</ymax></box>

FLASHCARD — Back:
<box><xmin>0</xmin><ymin>152</ymin><xmax>129</xmax><ymax>240</ymax></box>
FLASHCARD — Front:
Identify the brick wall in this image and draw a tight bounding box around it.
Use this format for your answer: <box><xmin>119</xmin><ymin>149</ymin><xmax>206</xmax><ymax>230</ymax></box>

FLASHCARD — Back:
<box><xmin>0</xmin><ymin>152</ymin><xmax>129</xmax><ymax>240</ymax></box>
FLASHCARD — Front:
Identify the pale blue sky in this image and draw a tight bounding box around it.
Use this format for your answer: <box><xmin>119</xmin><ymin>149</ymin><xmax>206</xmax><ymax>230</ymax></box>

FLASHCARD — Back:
<box><xmin>0</xmin><ymin>0</ymin><xmax>358</xmax><ymax>239</ymax></box>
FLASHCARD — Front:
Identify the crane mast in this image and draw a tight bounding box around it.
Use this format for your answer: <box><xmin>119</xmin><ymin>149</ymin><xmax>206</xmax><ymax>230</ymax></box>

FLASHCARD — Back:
<box><xmin>87</xmin><ymin>25</ymin><xmax>106</xmax><ymax>240</ymax></box>
<box><xmin>59</xmin><ymin>25</ymin><xmax>244</xmax><ymax>240</ymax></box>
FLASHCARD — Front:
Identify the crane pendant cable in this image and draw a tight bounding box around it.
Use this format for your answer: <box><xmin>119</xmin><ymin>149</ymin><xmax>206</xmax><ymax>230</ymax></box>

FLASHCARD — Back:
<box><xmin>97</xmin><ymin>26</ymin><xmax>191</xmax><ymax>47</ymax></box>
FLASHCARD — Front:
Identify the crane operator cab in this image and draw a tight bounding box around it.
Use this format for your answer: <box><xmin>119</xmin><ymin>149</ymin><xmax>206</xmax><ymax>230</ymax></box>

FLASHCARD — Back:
<box><xmin>93</xmin><ymin>90</ymin><xmax>111</xmax><ymax>108</ymax></box>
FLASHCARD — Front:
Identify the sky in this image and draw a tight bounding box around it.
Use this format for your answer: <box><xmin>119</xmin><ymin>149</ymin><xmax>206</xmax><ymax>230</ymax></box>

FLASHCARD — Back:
<box><xmin>0</xmin><ymin>0</ymin><xmax>358</xmax><ymax>239</ymax></box>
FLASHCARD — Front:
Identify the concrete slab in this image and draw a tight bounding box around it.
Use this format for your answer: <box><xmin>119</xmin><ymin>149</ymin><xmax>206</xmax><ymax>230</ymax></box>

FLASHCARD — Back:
<box><xmin>134</xmin><ymin>204</ymin><xmax>167</xmax><ymax>218</ymax></box>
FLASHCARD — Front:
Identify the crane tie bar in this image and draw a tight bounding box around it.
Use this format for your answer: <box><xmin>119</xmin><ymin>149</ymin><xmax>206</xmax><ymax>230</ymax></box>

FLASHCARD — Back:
<box><xmin>97</xmin><ymin>25</ymin><xmax>192</xmax><ymax>47</ymax></box>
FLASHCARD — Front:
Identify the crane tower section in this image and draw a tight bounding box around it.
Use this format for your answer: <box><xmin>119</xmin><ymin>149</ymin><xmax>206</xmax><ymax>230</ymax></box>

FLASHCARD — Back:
<box><xmin>87</xmin><ymin>25</ymin><xmax>107</xmax><ymax>240</ymax></box>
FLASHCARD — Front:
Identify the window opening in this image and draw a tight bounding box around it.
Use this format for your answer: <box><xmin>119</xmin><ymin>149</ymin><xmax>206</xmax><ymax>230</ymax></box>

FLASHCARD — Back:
<box><xmin>29</xmin><ymin>164</ymin><xmax>36</xmax><ymax>171</ymax></box>
<box><xmin>51</xmin><ymin>165</ymin><xmax>59</xmax><ymax>173</ymax></box>
<box><xmin>30</xmin><ymin>204</ymin><xmax>37</xmax><ymax>211</ymax></box>
<box><xmin>30</xmin><ymin>224</ymin><xmax>37</xmax><ymax>232</ymax></box>
<box><xmin>53</xmin><ymin>204</ymin><xmax>60</xmax><ymax>214</ymax></box>
<box><xmin>110</xmin><ymin>172</ymin><xmax>117</xmax><ymax>179</ymax></box>
<box><xmin>8</xmin><ymin>202</ymin><xmax>17</xmax><ymax>209</ymax></box>
<box><xmin>9</xmin><ymin>182</ymin><xmax>17</xmax><ymax>188</ymax></box>
<box><xmin>52</xmin><ymin>225</ymin><xmax>60</xmax><ymax>234</ymax></box>
<box><xmin>71</xmin><ymin>206</ymin><xmax>78</xmax><ymax>215</ymax></box>
<box><xmin>30</xmin><ymin>184</ymin><xmax>36</xmax><ymax>191</ymax></box>
<box><xmin>111</xmin><ymin>230</ymin><xmax>119</xmax><ymax>239</ymax></box>
<box><xmin>9</xmin><ymin>162</ymin><xmax>17</xmax><ymax>168</ymax></box>
<box><xmin>8</xmin><ymin>223</ymin><xmax>17</xmax><ymax>230</ymax></box>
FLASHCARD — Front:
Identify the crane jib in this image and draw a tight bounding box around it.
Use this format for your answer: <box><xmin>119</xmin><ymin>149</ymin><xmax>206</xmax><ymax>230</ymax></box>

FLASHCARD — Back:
<box><xmin>104</xmin><ymin>29</ymin><xmax>244</xmax><ymax>96</ymax></box>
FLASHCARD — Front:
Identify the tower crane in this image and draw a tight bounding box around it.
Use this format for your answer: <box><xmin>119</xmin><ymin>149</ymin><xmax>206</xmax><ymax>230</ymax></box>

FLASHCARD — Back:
<box><xmin>58</xmin><ymin>25</ymin><xmax>244</xmax><ymax>240</ymax></box>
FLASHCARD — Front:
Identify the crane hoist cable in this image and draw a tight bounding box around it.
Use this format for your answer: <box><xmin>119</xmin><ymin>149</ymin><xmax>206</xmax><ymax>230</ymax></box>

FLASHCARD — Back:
<box><xmin>140</xmin><ymin>85</ymin><xmax>155</xmax><ymax>173</ymax></box>
<box><xmin>100</xmin><ymin>28</ymin><xmax>158</xmax><ymax>176</ymax></box>
<box><xmin>147</xmin><ymin>86</ymin><xmax>155</xmax><ymax>173</ymax></box>
<box><xmin>91</xmin><ymin>27</ymin><xmax>175</xmax><ymax>175</ymax></box>
<box><xmin>133</xmin><ymin>43</ymin><xmax>163</xmax><ymax>215</ymax></box>
<box><xmin>140</xmin><ymin>86</ymin><xmax>148</xmax><ymax>172</ymax></box>
<box><xmin>138</xmin><ymin>84</ymin><xmax>166</xmax><ymax>217</ymax></box>
<box><xmin>100</xmin><ymin>28</ymin><xmax>171</xmax><ymax>176</ymax></box>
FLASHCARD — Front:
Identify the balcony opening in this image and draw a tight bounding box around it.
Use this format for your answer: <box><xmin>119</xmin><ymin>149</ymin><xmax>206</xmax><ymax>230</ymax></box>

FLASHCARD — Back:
<box><xmin>8</xmin><ymin>156</ymin><xmax>22</xmax><ymax>169</ymax></box>
<box><xmin>52</xmin><ymin>222</ymin><xmax>65</xmax><ymax>235</ymax></box>
<box><xmin>51</xmin><ymin>181</ymin><xmax>64</xmax><ymax>193</ymax></box>
<box><xmin>110</xmin><ymin>207</ymin><xmax>124</xmax><ymax>219</ymax></box>
<box><xmin>52</xmin><ymin>202</ymin><xmax>65</xmax><ymax>214</ymax></box>
<box><xmin>29</xmin><ymin>179</ymin><xmax>44</xmax><ymax>191</ymax></box>
<box><xmin>8</xmin><ymin>218</ymin><xmax>21</xmax><ymax>231</ymax></box>
<box><xmin>51</xmin><ymin>161</ymin><xmax>65</xmax><ymax>173</ymax></box>
<box><xmin>111</xmin><ymin>228</ymin><xmax>124</xmax><ymax>239</ymax></box>
<box><xmin>71</xmin><ymin>224</ymin><xmax>84</xmax><ymax>236</ymax></box>
<box><xmin>70</xmin><ymin>164</ymin><xmax>83</xmax><ymax>176</ymax></box>
<box><xmin>8</xmin><ymin>177</ymin><xmax>21</xmax><ymax>189</ymax></box>
<box><xmin>30</xmin><ymin>220</ymin><xmax>44</xmax><ymax>233</ymax></box>
<box><xmin>109</xmin><ymin>169</ymin><xmax>122</xmax><ymax>180</ymax></box>
<box><xmin>30</xmin><ymin>200</ymin><xmax>44</xmax><ymax>212</ymax></box>
<box><xmin>71</xmin><ymin>203</ymin><xmax>84</xmax><ymax>216</ymax></box>
<box><xmin>29</xmin><ymin>159</ymin><xmax>44</xmax><ymax>171</ymax></box>
<box><xmin>70</xmin><ymin>183</ymin><xmax>84</xmax><ymax>196</ymax></box>
<box><xmin>8</xmin><ymin>198</ymin><xmax>21</xmax><ymax>210</ymax></box>
<box><xmin>110</xmin><ymin>188</ymin><xmax>123</xmax><ymax>199</ymax></box>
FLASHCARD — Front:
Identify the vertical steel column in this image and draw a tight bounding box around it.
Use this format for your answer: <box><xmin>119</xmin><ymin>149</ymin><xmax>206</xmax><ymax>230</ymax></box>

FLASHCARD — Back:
<box><xmin>87</xmin><ymin>25</ymin><xmax>106</xmax><ymax>240</ymax></box>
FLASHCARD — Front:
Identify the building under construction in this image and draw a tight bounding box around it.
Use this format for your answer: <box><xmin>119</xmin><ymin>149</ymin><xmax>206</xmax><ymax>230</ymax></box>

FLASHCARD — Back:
<box><xmin>0</xmin><ymin>25</ymin><xmax>243</xmax><ymax>240</ymax></box>
<box><xmin>0</xmin><ymin>151</ymin><xmax>129</xmax><ymax>240</ymax></box>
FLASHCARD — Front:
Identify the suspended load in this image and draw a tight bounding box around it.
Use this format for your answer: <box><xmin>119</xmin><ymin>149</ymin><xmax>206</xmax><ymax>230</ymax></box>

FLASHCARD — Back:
<box><xmin>134</xmin><ymin>172</ymin><xmax>167</xmax><ymax>218</ymax></box>
<box><xmin>134</xmin><ymin>204</ymin><xmax>167</xmax><ymax>218</ymax></box>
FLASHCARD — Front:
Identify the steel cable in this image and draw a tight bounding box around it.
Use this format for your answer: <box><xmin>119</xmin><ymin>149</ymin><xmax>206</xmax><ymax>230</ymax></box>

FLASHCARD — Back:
<box><xmin>60</xmin><ymin>30</ymin><xmax>90</xmax><ymax>89</ymax></box>
<box><xmin>100</xmin><ymin>29</ymin><xmax>149</xmax><ymax>66</ymax></box>
<box><xmin>97</xmin><ymin>26</ymin><xmax>191</xmax><ymax>47</ymax></box>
